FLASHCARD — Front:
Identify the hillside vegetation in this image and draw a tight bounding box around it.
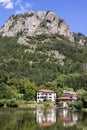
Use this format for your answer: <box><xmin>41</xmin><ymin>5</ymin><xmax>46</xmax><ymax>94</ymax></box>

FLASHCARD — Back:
<box><xmin>0</xmin><ymin>34</ymin><xmax>87</xmax><ymax>101</ymax></box>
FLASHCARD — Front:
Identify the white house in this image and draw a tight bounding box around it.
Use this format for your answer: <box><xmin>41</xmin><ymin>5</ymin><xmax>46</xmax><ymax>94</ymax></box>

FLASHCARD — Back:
<box><xmin>36</xmin><ymin>89</ymin><xmax>56</xmax><ymax>103</ymax></box>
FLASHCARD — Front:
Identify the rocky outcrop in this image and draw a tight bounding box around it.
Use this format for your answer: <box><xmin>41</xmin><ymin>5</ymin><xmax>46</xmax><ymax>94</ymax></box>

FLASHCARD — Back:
<box><xmin>73</xmin><ymin>33</ymin><xmax>87</xmax><ymax>46</ymax></box>
<box><xmin>0</xmin><ymin>10</ymin><xmax>74</xmax><ymax>42</ymax></box>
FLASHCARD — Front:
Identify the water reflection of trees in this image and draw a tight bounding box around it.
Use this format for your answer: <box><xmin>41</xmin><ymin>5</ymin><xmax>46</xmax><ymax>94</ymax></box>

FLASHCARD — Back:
<box><xmin>0</xmin><ymin>108</ymin><xmax>36</xmax><ymax>130</ymax></box>
<box><xmin>0</xmin><ymin>108</ymin><xmax>87</xmax><ymax>130</ymax></box>
<box><xmin>76</xmin><ymin>112</ymin><xmax>87</xmax><ymax>130</ymax></box>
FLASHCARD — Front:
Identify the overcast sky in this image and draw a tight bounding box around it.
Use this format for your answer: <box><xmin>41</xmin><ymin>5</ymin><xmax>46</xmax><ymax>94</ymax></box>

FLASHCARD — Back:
<box><xmin>0</xmin><ymin>0</ymin><xmax>87</xmax><ymax>36</ymax></box>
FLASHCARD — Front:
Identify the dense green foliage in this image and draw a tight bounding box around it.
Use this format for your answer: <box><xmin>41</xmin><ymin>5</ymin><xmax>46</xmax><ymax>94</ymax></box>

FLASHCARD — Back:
<box><xmin>6</xmin><ymin>99</ymin><xmax>18</xmax><ymax>107</ymax></box>
<box><xmin>0</xmin><ymin>34</ymin><xmax>87</xmax><ymax>101</ymax></box>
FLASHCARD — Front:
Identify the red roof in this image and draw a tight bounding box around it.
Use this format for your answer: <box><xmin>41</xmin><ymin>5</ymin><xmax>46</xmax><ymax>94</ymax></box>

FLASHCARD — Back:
<box><xmin>57</xmin><ymin>97</ymin><xmax>74</xmax><ymax>100</ymax></box>
<box><xmin>38</xmin><ymin>89</ymin><xmax>55</xmax><ymax>93</ymax></box>
<box><xmin>38</xmin><ymin>122</ymin><xmax>55</xmax><ymax>126</ymax></box>
<box><xmin>64</xmin><ymin>91</ymin><xmax>76</xmax><ymax>95</ymax></box>
<box><xmin>60</xmin><ymin>117</ymin><xmax>77</xmax><ymax>126</ymax></box>
<box><xmin>60</xmin><ymin>116</ymin><xmax>72</xmax><ymax>122</ymax></box>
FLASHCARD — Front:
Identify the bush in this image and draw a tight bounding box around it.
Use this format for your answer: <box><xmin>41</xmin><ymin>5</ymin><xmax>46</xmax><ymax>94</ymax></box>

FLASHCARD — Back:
<box><xmin>58</xmin><ymin>102</ymin><xmax>63</xmax><ymax>107</ymax></box>
<box><xmin>6</xmin><ymin>99</ymin><xmax>18</xmax><ymax>107</ymax></box>
<box><xmin>75</xmin><ymin>100</ymin><xmax>83</xmax><ymax>110</ymax></box>
<box><xmin>0</xmin><ymin>100</ymin><xmax>5</xmax><ymax>107</ymax></box>
<box><xmin>68</xmin><ymin>103</ymin><xmax>75</xmax><ymax>108</ymax></box>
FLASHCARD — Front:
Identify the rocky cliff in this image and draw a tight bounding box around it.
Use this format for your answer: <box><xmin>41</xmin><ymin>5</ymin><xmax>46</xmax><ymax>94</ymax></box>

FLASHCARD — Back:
<box><xmin>0</xmin><ymin>10</ymin><xmax>74</xmax><ymax>42</ymax></box>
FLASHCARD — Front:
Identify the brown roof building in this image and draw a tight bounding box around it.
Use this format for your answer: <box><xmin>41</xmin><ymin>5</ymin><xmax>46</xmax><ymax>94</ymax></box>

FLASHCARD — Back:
<box><xmin>55</xmin><ymin>91</ymin><xmax>77</xmax><ymax>107</ymax></box>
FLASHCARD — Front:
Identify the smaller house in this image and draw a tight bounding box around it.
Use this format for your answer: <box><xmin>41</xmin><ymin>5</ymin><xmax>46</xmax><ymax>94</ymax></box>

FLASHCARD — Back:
<box><xmin>36</xmin><ymin>89</ymin><xmax>56</xmax><ymax>103</ymax></box>
<box><xmin>56</xmin><ymin>91</ymin><xmax>77</xmax><ymax>107</ymax></box>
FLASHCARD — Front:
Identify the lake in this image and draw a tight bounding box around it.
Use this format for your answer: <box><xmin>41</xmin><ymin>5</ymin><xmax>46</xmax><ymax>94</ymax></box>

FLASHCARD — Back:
<box><xmin>0</xmin><ymin>107</ymin><xmax>87</xmax><ymax>130</ymax></box>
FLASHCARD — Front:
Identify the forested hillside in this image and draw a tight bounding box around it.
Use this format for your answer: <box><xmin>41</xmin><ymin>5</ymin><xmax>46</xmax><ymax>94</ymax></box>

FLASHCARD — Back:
<box><xmin>0</xmin><ymin>34</ymin><xmax>87</xmax><ymax>100</ymax></box>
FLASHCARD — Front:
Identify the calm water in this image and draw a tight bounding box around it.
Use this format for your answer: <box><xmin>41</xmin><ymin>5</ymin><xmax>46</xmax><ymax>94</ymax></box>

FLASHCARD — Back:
<box><xmin>0</xmin><ymin>107</ymin><xmax>87</xmax><ymax>130</ymax></box>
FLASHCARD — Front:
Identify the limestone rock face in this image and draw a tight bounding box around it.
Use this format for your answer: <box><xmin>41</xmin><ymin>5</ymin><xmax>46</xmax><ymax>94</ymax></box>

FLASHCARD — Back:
<box><xmin>0</xmin><ymin>10</ymin><xmax>74</xmax><ymax>42</ymax></box>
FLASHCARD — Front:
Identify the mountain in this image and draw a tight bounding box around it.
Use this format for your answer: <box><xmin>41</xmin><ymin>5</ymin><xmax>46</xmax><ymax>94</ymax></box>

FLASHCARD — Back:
<box><xmin>0</xmin><ymin>10</ymin><xmax>74</xmax><ymax>42</ymax></box>
<box><xmin>0</xmin><ymin>11</ymin><xmax>87</xmax><ymax>101</ymax></box>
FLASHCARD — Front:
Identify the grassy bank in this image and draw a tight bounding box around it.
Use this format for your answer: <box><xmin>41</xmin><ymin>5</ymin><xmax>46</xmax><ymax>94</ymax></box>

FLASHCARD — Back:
<box><xmin>18</xmin><ymin>100</ymin><xmax>55</xmax><ymax>108</ymax></box>
<box><xmin>0</xmin><ymin>99</ymin><xmax>55</xmax><ymax>108</ymax></box>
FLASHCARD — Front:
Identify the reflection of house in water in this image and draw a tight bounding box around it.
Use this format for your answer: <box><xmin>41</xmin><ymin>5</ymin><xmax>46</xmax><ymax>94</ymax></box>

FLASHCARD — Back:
<box><xmin>58</xmin><ymin>109</ymin><xmax>78</xmax><ymax>127</ymax></box>
<box><xmin>36</xmin><ymin>108</ymin><xmax>56</xmax><ymax>127</ymax></box>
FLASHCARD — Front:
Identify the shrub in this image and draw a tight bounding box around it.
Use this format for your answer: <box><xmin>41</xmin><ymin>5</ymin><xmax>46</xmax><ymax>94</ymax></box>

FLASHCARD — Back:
<box><xmin>0</xmin><ymin>100</ymin><xmax>5</xmax><ymax>107</ymax></box>
<box><xmin>46</xmin><ymin>11</ymin><xmax>51</xmax><ymax>16</ymax></box>
<box><xmin>58</xmin><ymin>102</ymin><xmax>63</xmax><ymax>107</ymax></box>
<box><xmin>75</xmin><ymin>100</ymin><xmax>83</xmax><ymax>110</ymax></box>
<box><xmin>6</xmin><ymin>99</ymin><xmax>18</xmax><ymax>107</ymax></box>
<box><xmin>58</xmin><ymin>19</ymin><xmax>64</xmax><ymax>26</ymax></box>
<box><xmin>68</xmin><ymin>103</ymin><xmax>75</xmax><ymax>108</ymax></box>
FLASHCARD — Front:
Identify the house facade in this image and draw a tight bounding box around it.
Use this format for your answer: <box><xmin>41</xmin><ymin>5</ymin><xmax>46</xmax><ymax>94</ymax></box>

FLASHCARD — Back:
<box><xmin>56</xmin><ymin>91</ymin><xmax>77</xmax><ymax>107</ymax></box>
<box><xmin>36</xmin><ymin>89</ymin><xmax>56</xmax><ymax>102</ymax></box>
